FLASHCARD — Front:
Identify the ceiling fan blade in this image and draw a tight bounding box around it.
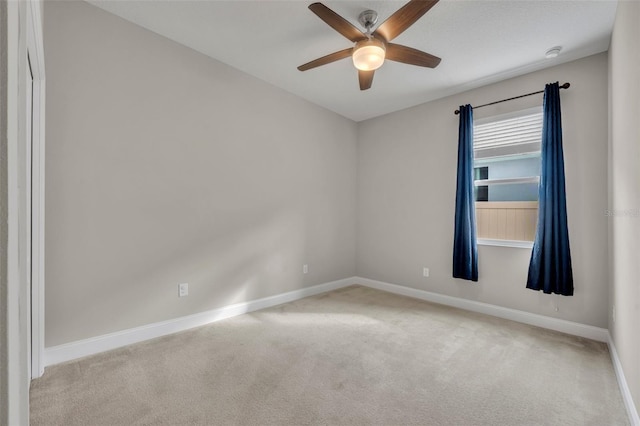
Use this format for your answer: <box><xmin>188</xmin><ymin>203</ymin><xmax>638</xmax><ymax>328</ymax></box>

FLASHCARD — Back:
<box><xmin>309</xmin><ymin>3</ymin><xmax>366</xmax><ymax>43</ymax></box>
<box><xmin>385</xmin><ymin>43</ymin><xmax>441</xmax><ymax>68</ymax></box>
<box><xmin>298</xmin><ymin>48</ymin><xmax>354</xmax><ymax>71</ymax></box>
<box><xmin>374</xmin><ymin>0</ymin><xmax>439</xmax><ymax>42</ymax></box>
<box><xmin>358</xmin><ymin>70</ymin><xmax>374</xmax><ymax>90</ymax></box>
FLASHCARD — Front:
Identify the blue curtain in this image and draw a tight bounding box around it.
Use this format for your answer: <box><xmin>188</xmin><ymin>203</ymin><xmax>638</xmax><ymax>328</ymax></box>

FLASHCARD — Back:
<box><xmin>453</xmin><ymin>105</ymin><xmax>478</xmax><ymax>281</ymax></box>
<box><xmin>527</xmin><ymin>82</ymin><xmax>573</xmax><ymax>295</ymax></box>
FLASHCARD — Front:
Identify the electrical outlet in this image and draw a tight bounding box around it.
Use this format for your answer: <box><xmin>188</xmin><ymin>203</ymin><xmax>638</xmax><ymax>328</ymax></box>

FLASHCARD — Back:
<box><xmin>423</xmin><ymin>267</ymin><xmax>429</xmax><ymax>277</ymax></box>
<box><xmin>303</xmin><ymin>264</ymin><xmax>309</xmax><ymax>274</ymax></box>
<box><xmin>178</xmin><ymin>283</ymin><xmax>189</xmax><ymax>297</ymax></box>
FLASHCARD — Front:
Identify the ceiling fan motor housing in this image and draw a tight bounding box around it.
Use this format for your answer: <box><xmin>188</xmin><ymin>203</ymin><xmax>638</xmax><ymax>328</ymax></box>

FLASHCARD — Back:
<box><xmin>358</xmin><ymin>10</ymin><xmax>379</xmax><ymax>33</ymax></box>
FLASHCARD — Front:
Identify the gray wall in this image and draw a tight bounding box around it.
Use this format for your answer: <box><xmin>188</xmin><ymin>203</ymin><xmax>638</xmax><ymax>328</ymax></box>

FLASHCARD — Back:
<box><xmin>357</xmin><ymin>53</ymin><xmax>609</xmax><ymax>327</ymax></box>
<box><xmin>0</xmin><ymin>0</ymin><xmax>9</xmax><ymax>422</ymax></box>
<box><xmin>609</xmin><ymin>0</ymin><xmax>640</xmax><ymax>413</ymax></box>
<box><xmin>44</xmin><ymin>1</ymin><xmax>358</xmax><ymax>347</ymax></box>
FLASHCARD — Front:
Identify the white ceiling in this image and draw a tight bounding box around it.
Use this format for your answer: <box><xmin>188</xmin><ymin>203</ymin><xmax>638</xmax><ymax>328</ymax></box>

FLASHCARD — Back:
<box><xmin>88</xmin><ymin>0</ymin><xmax>617</xmax><ymax>122</ymax></box>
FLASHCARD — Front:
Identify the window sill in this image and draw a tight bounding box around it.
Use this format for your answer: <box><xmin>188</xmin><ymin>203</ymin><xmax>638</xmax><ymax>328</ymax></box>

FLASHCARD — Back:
<box><xmin>477</xmin><ymin>238</ymin><xmax>533</xmax><ymax>249</ymax></box>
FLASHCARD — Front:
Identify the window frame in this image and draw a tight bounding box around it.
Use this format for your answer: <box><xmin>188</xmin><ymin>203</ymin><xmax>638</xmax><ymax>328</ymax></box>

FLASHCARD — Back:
<box><xmin>473</xmin><ymin>107</ymin><xmax>542</xmax><ymax>249</ymax></box>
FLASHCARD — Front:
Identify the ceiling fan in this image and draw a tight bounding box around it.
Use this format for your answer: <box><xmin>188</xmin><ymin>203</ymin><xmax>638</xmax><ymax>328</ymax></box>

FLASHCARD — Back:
<box><xmin>297</xmin><ymin>0</ymin><xmax>441</xmax><ymax>90</ymax></box>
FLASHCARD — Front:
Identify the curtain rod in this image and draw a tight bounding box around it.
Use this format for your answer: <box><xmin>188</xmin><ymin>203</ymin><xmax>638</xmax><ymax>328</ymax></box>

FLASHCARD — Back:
<box><xmin>454</xmin><ymin>82</ymin><xmax>570</xmax><ymax>115</ymax></box>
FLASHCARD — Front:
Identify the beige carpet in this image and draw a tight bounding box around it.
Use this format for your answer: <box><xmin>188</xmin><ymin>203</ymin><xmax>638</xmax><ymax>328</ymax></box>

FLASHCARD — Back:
<box><xmin>30</xmin><ymin>285</ymin><xmax>628</xmax><ymax>425</ymax></box>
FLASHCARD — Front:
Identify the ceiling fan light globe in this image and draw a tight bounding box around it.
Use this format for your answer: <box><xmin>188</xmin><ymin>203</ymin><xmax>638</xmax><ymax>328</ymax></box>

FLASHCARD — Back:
<box><xmin>353</xmin><ymin>38</ymin><xmax>386</xmax><ymax>71</ymax></box>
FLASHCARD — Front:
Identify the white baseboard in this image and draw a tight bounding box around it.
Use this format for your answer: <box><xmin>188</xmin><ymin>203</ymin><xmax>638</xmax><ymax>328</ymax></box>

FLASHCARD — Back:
<box><xmin>354</xmin><ymin>277</ymin><xmax>610</xmax><ymax>342</ymax></box>
<box><xmin>46</xmin><ymin>275</ymin><xmax>611</xmax><ymax>367</ymax></box>
<box><xmin>608</xmin><ymin>333</ymin><xmax>640</xmax><ymax>426</ymax></box>
<box><xmin>43</xmin><ymin>277</ymin><xmax>355</xmax><ymax>367</ymax></box>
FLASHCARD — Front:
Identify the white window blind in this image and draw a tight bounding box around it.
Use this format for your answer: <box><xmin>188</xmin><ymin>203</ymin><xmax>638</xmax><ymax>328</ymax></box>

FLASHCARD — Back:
<box><xmin>474</xmin><ymin>111</ymin><xmax>543</xmax><ymax>151</ymax></box>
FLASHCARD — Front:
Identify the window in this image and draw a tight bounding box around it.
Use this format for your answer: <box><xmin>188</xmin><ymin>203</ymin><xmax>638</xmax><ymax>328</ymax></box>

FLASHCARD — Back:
<box><xmin>473</xmin><ymin>108</ymin><xmax>542</xmax><ymax>246</ymax></box>
<box><xmin>474</xmin><ymin>166</ymin><xmax>488</xmax><ymax>201</ymax></box>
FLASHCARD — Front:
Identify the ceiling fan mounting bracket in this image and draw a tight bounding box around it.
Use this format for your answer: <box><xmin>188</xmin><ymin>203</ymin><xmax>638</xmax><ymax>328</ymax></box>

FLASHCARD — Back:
<box><xmin>358</xmin><ymin>9</ymin><xmax>378</xmax><ymax>33</ymax></box>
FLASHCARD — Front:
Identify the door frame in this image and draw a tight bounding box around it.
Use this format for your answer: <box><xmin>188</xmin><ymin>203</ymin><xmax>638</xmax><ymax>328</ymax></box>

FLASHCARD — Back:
<box><xmin>6</xmin><ymin>1</ymin><xmax>45</xmax><ymax>422</ymax></box>
<box><xmin>25</xmin><ymin>0</ymin><xmax>46</xmax><ymax>380</ymax></box>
